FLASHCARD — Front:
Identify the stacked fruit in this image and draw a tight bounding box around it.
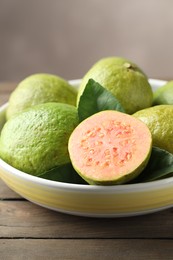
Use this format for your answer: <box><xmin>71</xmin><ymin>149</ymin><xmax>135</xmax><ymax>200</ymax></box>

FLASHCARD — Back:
<box><xmin>0</xmin><ymin>57</ymin><xmax>173</xmax><ymax>185</ymax></box>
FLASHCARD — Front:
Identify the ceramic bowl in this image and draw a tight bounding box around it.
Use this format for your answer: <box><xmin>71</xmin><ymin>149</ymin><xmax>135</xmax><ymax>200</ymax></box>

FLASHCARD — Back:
<box><xmin>1</xmin><ymin>79</ymin><xmax>173</xmax><ymax>218</ymax></box>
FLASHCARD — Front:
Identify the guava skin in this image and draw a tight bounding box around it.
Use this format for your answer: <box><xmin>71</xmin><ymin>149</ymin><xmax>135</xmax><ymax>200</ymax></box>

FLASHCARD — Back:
<box><xmin>153</xmin><ymin>81</ymin><xmax>173</xmax><ymax>105</ymax></box>
<box><xmin>0</xmin><ymin>103</ymin><xmax>79</xmax><ymax>176</ymax></box>
<box><xmin>78</xmin><ymin>57</ymin><xmax>153</xmax><ymax>114</ymax></box>
<box><xmin>68</xmin><ymin>110</ymin><xmax>152</xmax><ymax>185</ymax></box>
<box><xmin>6</xmin><ymin>73</ymin><xmax>77</xmax><ymax>120</ymax></box>
<box><xmin>133</xmin><ymin>105</ymin><xmax>173</xmax><ymax>154</ymax></box>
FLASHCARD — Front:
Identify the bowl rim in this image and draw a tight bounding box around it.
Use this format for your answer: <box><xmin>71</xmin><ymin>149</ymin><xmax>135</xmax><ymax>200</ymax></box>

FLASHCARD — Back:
<box><xmin>1</xmin><ymin>78</ymin><xmax>173</xmax><ymax>193</ymax></box>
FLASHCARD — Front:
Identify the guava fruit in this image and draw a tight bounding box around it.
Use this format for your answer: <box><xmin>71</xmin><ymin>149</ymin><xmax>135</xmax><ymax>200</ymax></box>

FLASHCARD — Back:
<box><xmin>68</xmin><ymin>110</ymin><xmax>152</xmax><ymax>185</ymax></box>
<box><xmin>153</xmin><ymin>81</ymin><xmax>173</xmax><ymax>105</ymax></box>
<box><xmin>77</xmin><ymin>57</ymin><xmax>153</xmax><ymax>114</ymax></box>
<box><xmin>6</xmin><ymin>73</ymin><xmax>77</xmax><ymax>119</ymax></box>
<box><xmin>0</xmin><ymin>102</ymin><xmax>79</xmax><ymax>176</ymax></box>
<box><xmin>133</xmin><ymin>105</ymin><xmax>173</xmax><ymax>154</ymax></box>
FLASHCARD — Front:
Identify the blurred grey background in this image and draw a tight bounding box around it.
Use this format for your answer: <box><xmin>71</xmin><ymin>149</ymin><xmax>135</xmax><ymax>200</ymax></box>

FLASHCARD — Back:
<box><xmin>0</xmin><ymin>0</ymin><xmax>173</xmax><ymax>82</ymax></box>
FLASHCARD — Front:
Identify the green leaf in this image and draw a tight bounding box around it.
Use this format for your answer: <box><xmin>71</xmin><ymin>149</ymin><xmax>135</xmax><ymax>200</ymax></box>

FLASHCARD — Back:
<box><xmin>38</xmin><ymin>147</ymin><xmax>173</xmax><ymax>185</ymax></box>
<box><xmin>38</xmin><ymin>163</ymin><xmax>87</xmax><ymax>185</ymax></box>
<box><xmin>133</xmin><ymin>147</ymin><xmax>173</xmax><ymax>183</ymax></box>
<box><xmin>78</xmin><ymin>79</ymin><xmax>125</xmax><ymax>122</ymax></box>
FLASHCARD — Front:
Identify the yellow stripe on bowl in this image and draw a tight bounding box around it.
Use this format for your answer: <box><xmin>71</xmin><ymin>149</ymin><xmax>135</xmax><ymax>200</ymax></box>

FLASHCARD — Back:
<box><xmin>1</xmin><ymin>167</ymin><xmax>173</xmax><ymax>216</ymax></box>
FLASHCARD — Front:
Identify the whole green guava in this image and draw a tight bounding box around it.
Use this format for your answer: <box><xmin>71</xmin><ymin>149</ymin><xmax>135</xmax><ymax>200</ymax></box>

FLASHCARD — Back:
<box><xmin>78</xmin><ymin>57</ymin><xmax>153</xmax><ymax>114</ymax></box>
<box><xmin>0</xmin><ymin>102</ymin><xmax>79</xmax><ymax>175</ymax></box>
<box><xmin>6</xmin><ymin>73</ymin><xmax>77</xmax><ymax>119</ymax></box>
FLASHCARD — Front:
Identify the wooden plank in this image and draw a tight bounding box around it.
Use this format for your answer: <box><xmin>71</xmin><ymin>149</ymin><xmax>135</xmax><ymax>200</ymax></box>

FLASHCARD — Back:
<box><xmin>0</xmin><ymin>179</ymin><xmax>21</xmax><ymax>199</ymax></box>
<box><xmin>0</xmin><ymin>93</ymin><xmax>9</xmax><ymax>106</ymax></box>
<box><xmin>0</xmin><ymin>200</ymin><xmax>173</xmax><ymax>239</ymax></box>
<box><xmin>0</xmin><ymin>82</ymin><xmax>16</xmax><ymax>105</ymax></box>
<box><xmin>0</xmin><ymin>82</ymin><xmax>17</xmax><ymax>92</ymax></box>
<box><xmin>0</xmin><ymin>239</ymin><xmax>173</xmax><ymax>260</ymax></box>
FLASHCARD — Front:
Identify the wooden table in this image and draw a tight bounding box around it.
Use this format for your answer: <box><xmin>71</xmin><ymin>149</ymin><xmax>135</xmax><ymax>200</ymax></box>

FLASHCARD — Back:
<box><xmin>1</xmin><ymin>83</ymin><xmax>173</xmax><ymax>260</ymax></box>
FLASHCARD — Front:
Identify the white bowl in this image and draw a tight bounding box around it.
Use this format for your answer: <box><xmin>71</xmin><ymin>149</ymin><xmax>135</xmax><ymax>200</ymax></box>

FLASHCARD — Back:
<box><xmin>1</xmin><ymin>78</ymin><xmax>173</xmax><ymax>218</ymax></box>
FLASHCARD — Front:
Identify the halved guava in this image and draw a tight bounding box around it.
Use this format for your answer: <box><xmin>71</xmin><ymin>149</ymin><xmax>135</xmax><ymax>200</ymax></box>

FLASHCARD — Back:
<box><xmin>68</xmin><ymin>110</ymin><xmax>152</xmax><ymax>185</ymax></box>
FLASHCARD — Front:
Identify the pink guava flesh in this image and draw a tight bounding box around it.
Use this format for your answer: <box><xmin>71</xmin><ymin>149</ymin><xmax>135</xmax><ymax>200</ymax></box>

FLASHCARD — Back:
<box><xmin>68</xmin><ymin>110</ymin><xmax>152</xmax><ymax>185</ymax></box>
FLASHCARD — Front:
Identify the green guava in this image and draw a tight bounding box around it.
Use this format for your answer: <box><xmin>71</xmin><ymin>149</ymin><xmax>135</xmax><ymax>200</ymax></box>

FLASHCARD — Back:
<box><xmin>77</xmin><ymin>57</ymin><xmax>153</xmax><ymax>114</ymax></box>
<box><xmin>68</xmin><ymin>110</ymin><xmax>152</xmax><ymax>185</ymax></box>
<box><xmin>0</xmin><ymin>102</ymin><xmax>79</xmax><ymax>176</ymax></box>
<box><xmin>6</xmin><ymin>73</ymin><xmax>77</xmax><ymax>119</ymax></box>
<box><xmin>133</xmin><ymin>105</ymin><xmax>173</xmax><ymax>154</ymax></box>
<box><xmin>153</xmin><ymin>81</ymin><xmax>173</xmax><ymax>105</ymax></box>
